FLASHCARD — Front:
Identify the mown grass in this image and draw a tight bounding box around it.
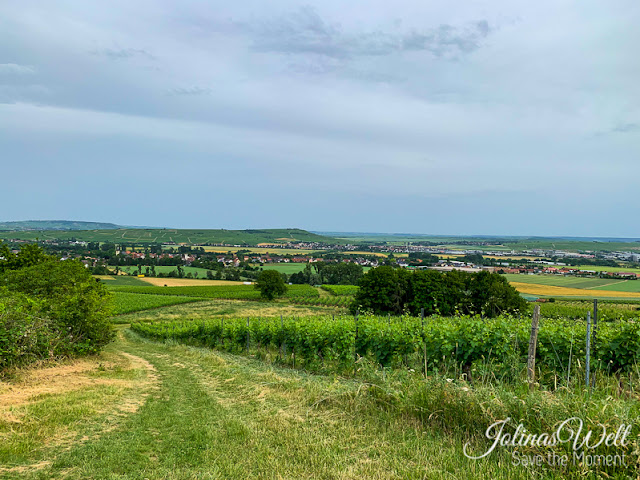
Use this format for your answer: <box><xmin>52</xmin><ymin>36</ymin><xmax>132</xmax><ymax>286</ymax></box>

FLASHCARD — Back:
<box><xmin>114</xmin><ymin>298</ymin><xmax>345</xmax><ymax>325</ymax></box>
<box><xmin>0</xmin><ymin>328</ymin><xmax>576</xmax><ymax>479</ymax></box>
<box><xmin>0</xmin><ymin>349</ymin><xmax>154</xmax><ymax>475</ymax></box>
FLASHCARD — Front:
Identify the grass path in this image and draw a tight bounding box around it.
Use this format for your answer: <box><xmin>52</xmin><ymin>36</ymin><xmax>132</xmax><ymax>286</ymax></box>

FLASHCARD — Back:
<box><xmin>1</xmin><ymin>328</ymin><xmax>543</xmax><ymax>479</ymax></box>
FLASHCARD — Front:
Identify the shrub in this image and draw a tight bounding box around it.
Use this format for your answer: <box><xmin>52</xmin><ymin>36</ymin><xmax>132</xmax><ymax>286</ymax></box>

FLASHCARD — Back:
<box><xmin>0</xmin><ymin>257</ymin><xmax>115</xmax><ymax>370</ymax></box>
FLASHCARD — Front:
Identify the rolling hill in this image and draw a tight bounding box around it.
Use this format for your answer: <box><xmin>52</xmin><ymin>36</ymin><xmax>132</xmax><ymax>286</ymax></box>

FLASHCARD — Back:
<box><xmin>0</xmin><ymin>227</ymin><xmax>340</xmax><ymax>246</ymax></box>
<box><xmin>0</xmin><ymin>220</ymin><xmax>123</xmax><ymax>231</ymax></box>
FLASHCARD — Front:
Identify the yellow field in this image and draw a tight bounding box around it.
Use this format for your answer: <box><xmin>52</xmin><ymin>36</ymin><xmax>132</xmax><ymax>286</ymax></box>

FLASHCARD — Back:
<box><xmin>341</xmin><ymin>251</ymin><xmax>407</xmax><ymax>258</ymax></box>
<box><xmin>439</xmin><ymin>254</ymin><xmax>544</xmax><ymax>260</ymax></box>
<box><xmin>200</xmin><ymin>246</ymin><xmax>317</xmax><ymax>255</ymax></box>
<box><xmin>139</xmin><ymin>278</ymin><xmax>252</xmax><ymax>287</ymax></box>
<box><xmin>510</xmin><ymin>282</ymin><xmax>640</xmax><ymax>299</ymax></box>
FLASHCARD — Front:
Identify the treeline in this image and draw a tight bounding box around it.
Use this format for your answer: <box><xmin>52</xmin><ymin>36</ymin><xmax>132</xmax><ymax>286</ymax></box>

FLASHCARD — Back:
<box><xmin>352</xmin><ymin>266</ymin><xmax>526</xmax><ymax>318</ymax></box>
<box><xmin>289</xmin><ymin>262</ymin><xmax>363</xmax><ymax>285</ymax></box>
<box><xmin>0</xmin><ymin>244</ymin><xmax>114</xmax><ymax>371</ymax></box>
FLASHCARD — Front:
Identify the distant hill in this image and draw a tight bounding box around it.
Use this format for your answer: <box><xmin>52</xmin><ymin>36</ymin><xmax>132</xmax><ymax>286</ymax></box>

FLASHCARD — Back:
<box><xmin>0</xmin><ymin>220</ymin><xmax>124</xmax><ymax>231</ymax></box>
<box><xmin>0</xmin><ymin>227</ymin><xmax>341</xmax><ymax>246</ymax></box>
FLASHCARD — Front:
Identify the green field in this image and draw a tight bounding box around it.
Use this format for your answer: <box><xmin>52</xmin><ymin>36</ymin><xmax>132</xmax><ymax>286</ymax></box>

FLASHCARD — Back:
<box><xmin>327</xmin><ymin>233</ymin><xmax>640</xmax><ymax>252</ymax></box>
<box><xmin>95</xmin><ymin>275</ymin><xmax>151</xmax><ymax>287</ymax></box>
<box><xmin>255</xmin><ymin>263</ymin><xmax>308</xmax><ymax>274</ymax></box>
<box><xmin>110</xmin><ymin>284</ymin><xmax>321</xmax><ymax>300</ymax></box>
<box><xmin>117</xmin><ymin>265</ymin><xmax>214</xmax><ymax>277</ymax></box>
<box><xmin>596</xmin><ymin>280</ymin><xmax>640</xmax><ymax>292</ymax></box>
<box><xmin>564</xmin><ymin>264</ymin><xmax>640</xmax><ymax>273</ymax></box>
<box><xmin>111</xmin><ymin>292</ymin><xmax>203</xmax><ymax>316</ymax></box>
<box><xmin>503</xmin><ymin>273</ymin><xmax>640</xmax><ymax>293</ymax></box>
<box><xmin>0</xmin><ymin>228</ymin><xmax>340</xmax><ymax>245</ymax></box>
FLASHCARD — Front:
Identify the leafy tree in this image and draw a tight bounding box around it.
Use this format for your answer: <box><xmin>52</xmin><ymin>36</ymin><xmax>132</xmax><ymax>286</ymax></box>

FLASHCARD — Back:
<box><xmin>461</xmin><ymin>253</ymin><xmax>484</xmax><ymax>265</ymax></box>
<box><xmin>352</xmin><ymin>266</ymin><xmax>525</xmax><ymax>318</ymax></box>
<box><xmin>255</xmin><ymin>269</ymin><xmax>287</xmax><ymax>300</ymax></box>
<box><xmin>314</xmin><ymin>261</ymin><xmax>363</xmax><ymax>285</ymax></box>
<box><xmin>0</xmin><ymin>242</ymin><xmax>50</xmax><ymax>273</ymax></box>
<box><xmin>352</xmin><ymin>266</ymin><xmax>410</xmax><ymax>315</ymax></box>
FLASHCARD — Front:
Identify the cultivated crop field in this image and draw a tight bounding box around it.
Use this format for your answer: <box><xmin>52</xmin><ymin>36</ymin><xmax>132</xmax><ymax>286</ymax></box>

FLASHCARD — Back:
<box><xmin>200</xmin><ymin>246</ymin><xmax>319</xmax><ymax>255</ymax></box>
<box><xmin>111</xmin><ymin>291</ymin><xmax>203</xmax><ymax>316</ymax></box>
<box><xmin>117</xmin><ymin>265</ymin><xmax>214</xmax><ymax>277</ymax></box>
<box><xmin>252</xmin><ymin>263</ymin><xmax>308</xmax><ymax>274</ymax></box>
<box><xmin>503</xmin><ymin>274</ymin><xmax>622</xmax><ymax>289</ymax></box>
<box><xmin>95</xmin><ymin>275</ymin><xmax>152</xmax><ymax>287</ymax></box>
<box><xmin>137</xmin><ymin>278</ymin><xmax>249</xmax><ymax>287</ymax></box>
<box><xmin>535</xmin><ymin>299</ymin><xmax>640</xmax><ymax>321</ymax></box>
<box><xmin>131</xmin><ymin>311</ymin><xmax>640</xmax><ymax>377</ymax></box>
<box><xmin>321</xmin><ymin>285</ymin><xmax>359</xmax><ymax>296</ymax></box>
<box><xmin>110</xmin><ymin>283</ymin><xmax>321</xmax><ymax>300</ymax></box>
<box><xmin>510</xmin><ymin>281</ymin><xmax>640</xmax><ymax>299</ymax></box>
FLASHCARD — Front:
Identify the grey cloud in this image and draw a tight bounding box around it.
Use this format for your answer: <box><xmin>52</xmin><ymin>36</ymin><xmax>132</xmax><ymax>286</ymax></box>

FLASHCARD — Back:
<box><xmin>248</xmin><ymin>7</ymin><xmax>490</xmax><ymax>60</ymax></box>
<box><xmin>0</xmin><ymin>63</ymin><xmax>36</xmax><ymax>74</ymax></box>
<box><xmin>403</xmin><ymin>22</ymin><xmax>490</xmax><ymax>57</ymax></box>
<box><xmin>167</xmin><ymin>86</ymin><xmax>212</xmax><ymax>96</ymax></box>
<box><xmin>90</xmin><ymin>48</ymin><xmax>156</xmax><ymax>61</ymax></box>
<box><xmin>612</xmin><ymin>123</ymin><xmax>639</xmax><ymax>133</ymax></box>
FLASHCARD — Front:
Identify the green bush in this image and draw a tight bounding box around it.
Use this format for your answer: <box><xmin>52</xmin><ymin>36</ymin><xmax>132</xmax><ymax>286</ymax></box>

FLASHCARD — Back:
<box><xmin>0</xmin><ymin>291</ymin><xmax>55</xmax><ymax>369</ymax></box>
<box><xmin>0</xmin><ymin>250</ymin><xmax>115</xmax><ymax>370</ymax></box>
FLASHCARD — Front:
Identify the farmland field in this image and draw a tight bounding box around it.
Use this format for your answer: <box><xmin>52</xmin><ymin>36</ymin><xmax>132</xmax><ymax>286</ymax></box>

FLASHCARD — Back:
<box><xmin>111</xmin><ymin>291</ymin><xmax>203</xmax><ymax>316</ymax></box>
<box><xmin>94</xmin><ymin>275</ymin><xmax>151</xmax><ymax>287</ymax></box>
<box><xmin>200</xmin><ymin>246</ymin><xmax>319</xmax><ymax>255</ymax></box>
<box><xmin>563</xmin><ymin>264</ymin><xmax>640</xmax><ymax>273</ymax></box>
<box><xmin>254</xmin><ymin>263</ymin><xmax>308</xmax><ymax>274</ymax></box>
<box><xmin>138</xmin><ymin>277</ymin><xmax>250</xmax><ymax>287</ymax></box>
<box><xmin>110</xmin><ymin>283</ymin><xmax>321</xmax><ymax>300</ymax></box>
<box><xmin>321</xmin><ymin>285</ymin><xmax>359</xmax><ymax>296</ymax></box>
<box><xmin>536</xmin><ymin>299</ymin><xmax>640</xmax><ymax>321</ymax></box>
<box><xmin>503</xmin><ymin>274</ymin><xmax>621</xmax><ymax>289</ymax></box>
<box><xmin>596</xmin><ymin>280</ymin><xmax>640</xmax><ymax>292</ymax></box>
<box><xmin>510</xmin><ymin>281</ymin><xmax>640</xmax><ymax>299</ymax></box>
<box><xmin>117</xmin><ymin>265</ymin><xmax>214</xmax><ymax>277</ymax></box>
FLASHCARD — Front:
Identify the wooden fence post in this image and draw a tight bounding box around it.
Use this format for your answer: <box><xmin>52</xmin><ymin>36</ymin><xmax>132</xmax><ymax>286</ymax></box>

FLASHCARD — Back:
<box><xmin>527</xmin><ymin>305</ymin><xmax>541</xmax><ymax>389</ymax></box>
<box><xmin>591</xmin><ymin>299</ymin><xmax>598</xmax><ymax>389</ymax></box>
<box><xmin>586</xmin><ymin>311</ymin><xmax>591</xmax><ymax>389</ymax></box>
<box><xmin>354</xmin><ymin>311</ymin><xmax>359</xmax><ymax>376</ymax></box>
<box><xmin>246</xmin><ymin>317</ymin><xmax>250</xmax><ymax>352</ymax></box>
<box><xmin>421</xmin><ymin>308</ymin><xmax>427</xmax><ymax>377</ymax></box>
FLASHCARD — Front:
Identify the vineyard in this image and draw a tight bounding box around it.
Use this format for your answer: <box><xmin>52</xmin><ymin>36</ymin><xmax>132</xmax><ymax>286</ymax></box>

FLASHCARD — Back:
<box><xmin>110</xmin><ymin>284</ymin><xmax>320</xmax><ymax>300</ymax></box>
<box><xmin>131</xmin><ymin>313</ymin><xmax>640</xmax><ymax>378</ymax></box>
<box><xmin>288</xmin><ymin>296</ymin><xmax>353</xmax><ymax>307</ymax></box>
<box><xmin>321</xmin><ymin>285</ymin><xmax>360</xmax><ymax>296</ymax></box>
<box><xmin>111</xmin><ymin>291</ymin><xmax>203</xmax><ymax>315</ymax></box>
<box><xmin>534</xmin><ymin>300</ymin><xmax>640</xmax><ymax>321</ymax></box>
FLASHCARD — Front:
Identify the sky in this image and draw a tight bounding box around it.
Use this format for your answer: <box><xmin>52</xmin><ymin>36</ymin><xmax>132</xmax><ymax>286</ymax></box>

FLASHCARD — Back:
<box><xmin>1</xmin><ymin>1</ymin><xmax>638</xmax><ymax>237</ymax></box>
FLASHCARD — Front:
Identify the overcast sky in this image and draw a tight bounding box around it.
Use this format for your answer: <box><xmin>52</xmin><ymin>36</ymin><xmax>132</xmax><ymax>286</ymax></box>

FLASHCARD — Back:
<box><xmin>1</xmin><ymin>1</ymin><xmax>638</xmax><ymax>237</ymax></box>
